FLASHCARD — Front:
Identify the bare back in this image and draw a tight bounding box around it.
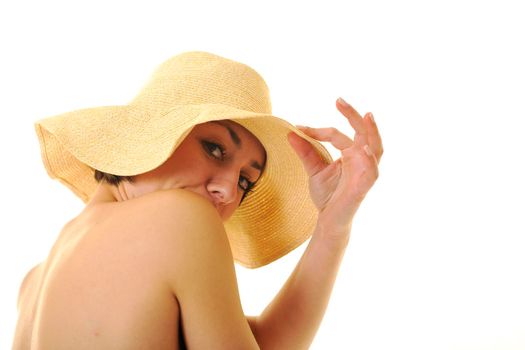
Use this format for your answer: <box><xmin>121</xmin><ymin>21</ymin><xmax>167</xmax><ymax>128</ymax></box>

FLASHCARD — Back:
<box><xmin>13</xmin><ymin>192</ymin><xmax>189</xmax><ymax>349</ymax></box>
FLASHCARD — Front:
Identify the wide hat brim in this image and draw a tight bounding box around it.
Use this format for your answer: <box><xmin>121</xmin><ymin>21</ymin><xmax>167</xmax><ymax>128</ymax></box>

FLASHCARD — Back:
<box><xmin>35</xmin><ymin>103</ymin><xmax>333</xmax><ymax>268</ymax></box>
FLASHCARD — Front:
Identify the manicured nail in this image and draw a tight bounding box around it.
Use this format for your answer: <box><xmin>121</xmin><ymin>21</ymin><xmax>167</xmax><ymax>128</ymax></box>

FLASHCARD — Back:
<box><xmin>364</xmin><ymin>145</ymin><xmax>373</xmax><ymax>156</ymax></box>
<box><xmin>338</xmin><ymin>97</ymin><xmax>350</xmax><ymax>107</ymax></box>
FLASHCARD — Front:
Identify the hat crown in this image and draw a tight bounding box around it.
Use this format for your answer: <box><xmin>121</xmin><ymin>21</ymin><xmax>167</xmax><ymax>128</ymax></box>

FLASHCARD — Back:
<box><xmin>130</xmin><ymin>51</ymin><xmax>272</xmax><ymax>115</ymax></box>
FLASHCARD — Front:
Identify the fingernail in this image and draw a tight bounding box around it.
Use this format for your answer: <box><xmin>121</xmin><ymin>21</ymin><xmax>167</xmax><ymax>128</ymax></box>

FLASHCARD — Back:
<box><xmin>368</xmin><ymin>113</ymin><xmax>375</xmax><ymax>123</ymax></box>
<box><xmin>338</xmin><ymin>97</ymin><xmax>350</xmax><ymax>107</ymax></box>
<box><xmin>364</xmin><ymin>145</ymin><xmax>373</xmax><ymax>156</ymax></box>
<box><xmin>296</xmin><ymin>125</ymin><xmax>307</xmax><ymax>129</ymax></box>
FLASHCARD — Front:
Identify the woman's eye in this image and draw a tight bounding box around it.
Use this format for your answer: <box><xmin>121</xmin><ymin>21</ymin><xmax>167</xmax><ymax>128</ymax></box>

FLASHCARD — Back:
<box><xmin>211</xmin><ymin>146</ymin><xmax>222</xmax><ymax>158</ymax></box>
<box><xmin>203</xmin><ymin>141</ymin><xmax>224</xmax><ymax>159</ymax></box>
<box><xmin>238</xmin><ymin>176</ymin><xmax>253</xmax><ymax>192</ymax></box>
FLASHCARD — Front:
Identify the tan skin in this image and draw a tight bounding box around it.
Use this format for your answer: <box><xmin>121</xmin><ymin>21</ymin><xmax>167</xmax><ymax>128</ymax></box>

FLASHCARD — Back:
<box><xmin>13</xmin><ymin>98</ymin><xmax>383</xmax><ymax>349</ymax></box>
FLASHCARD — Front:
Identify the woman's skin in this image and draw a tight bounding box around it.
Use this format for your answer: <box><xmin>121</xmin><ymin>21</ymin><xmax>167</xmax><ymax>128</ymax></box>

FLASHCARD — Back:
<box><xmin>256</xmin><ymin>98</ymin><xmax>382</xmax><ymax>349</ymax></box>
<box><xmin>113</xmin><ymin>118</ymin><xmax>267</xmax><ymax>221</ymax></box>
<box><xmin>13</xmin><ymin>98</ymin><xmax>382</xmax><ymax>349</ymax></box>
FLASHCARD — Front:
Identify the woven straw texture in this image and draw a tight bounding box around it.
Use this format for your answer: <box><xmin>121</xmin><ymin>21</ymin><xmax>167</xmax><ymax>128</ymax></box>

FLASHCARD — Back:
<box><xmin>35</xmin><ymin>51</ymin><xmax>333</xmax><ymax>268</ymax></box>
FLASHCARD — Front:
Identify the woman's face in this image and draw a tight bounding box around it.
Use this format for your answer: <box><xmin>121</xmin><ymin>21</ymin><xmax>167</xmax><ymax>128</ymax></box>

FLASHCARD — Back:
<box><xmin>129</xmin><ymin>120</ymin><xmax>266</xmax><ymax>221</ymax></box>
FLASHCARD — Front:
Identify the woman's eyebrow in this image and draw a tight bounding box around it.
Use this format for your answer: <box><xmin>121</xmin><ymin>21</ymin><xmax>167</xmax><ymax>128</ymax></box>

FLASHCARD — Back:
<box><xmin>212</xmin><ymin>120</ymin><xmax>241</xmax><ymax>148</ymax></box>
<box><xmin>250</xmin><ymin>160</ymin><xmax>263</xmax><ymax>180</ymax></box>
<box><xmin>251</xmin><ymin>161</ymin><xmax>262</xmax><ymax>172</ymax></box>
<box><xmin>211</xmin><ymin>120</ymin><xmax>263</xmax><ymax>174</ymax></box>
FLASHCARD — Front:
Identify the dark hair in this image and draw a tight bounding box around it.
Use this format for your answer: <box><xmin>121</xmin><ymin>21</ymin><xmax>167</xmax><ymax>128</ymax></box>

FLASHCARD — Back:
<box><xmin>94</xmin><ymin>170</ymin><xmax>134</xmax><ymax>186</ymax></box>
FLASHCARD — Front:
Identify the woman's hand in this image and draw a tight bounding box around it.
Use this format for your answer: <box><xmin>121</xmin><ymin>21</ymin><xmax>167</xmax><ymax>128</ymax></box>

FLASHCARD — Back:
<box><xmin>288</xmin><ymin>98</ymin><xmax>383</xmax><ymax>237</ymax></box>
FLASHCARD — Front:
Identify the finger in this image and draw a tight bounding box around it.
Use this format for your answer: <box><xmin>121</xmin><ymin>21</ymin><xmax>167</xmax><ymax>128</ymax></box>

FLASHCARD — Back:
<box><xmin>296</xmin><ymin>125</ymin><xmax>354</xmax><ymax>150</ymax></box>
<box><xmin>336</xmin><ymin>98</ymin><xmax>367</xmax><ymax>137</ymax></box>
<box><xmin>364</xmin><ymin>144</ymin><xmax>379</xmax><ymax>168</ymax></box>
<box><xmin>364</xmin><ymin>113</ymin><xmax>384</xmax><ymax>162</ymax></box>
<box><xmin>287</xmin><ymin>131</ymin><xmax>327</xmax><ymax>177</ymax></box>
<box><xmin>341</xmin><ymin>145</ymin><xmax>380</xmax><ymax>198</ymax></box>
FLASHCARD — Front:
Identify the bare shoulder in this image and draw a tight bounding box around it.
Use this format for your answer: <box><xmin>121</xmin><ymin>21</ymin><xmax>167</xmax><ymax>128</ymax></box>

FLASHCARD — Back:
<box><xmin>128</xmin><ymin>189</ymin><xmax>258</xmax><ymax>348</ymax></box>
<box><xmin>17</xmin><ymin>263</ymin><xmax>43</xmax><ymax>310</ymax></box>
<box><xmin>129</xmin><ymin>188</ymin><xmax>223</xmax><ymax>227</ymax></box>
<box><xmin>123</xmin><ymin>189</ymin><xmax>227</xmax><ymax>248</ymax></box>
<box><xmin>120</xmin><ymin>189</ymin><xmax>233</xmax><ymax>283</ymax></box>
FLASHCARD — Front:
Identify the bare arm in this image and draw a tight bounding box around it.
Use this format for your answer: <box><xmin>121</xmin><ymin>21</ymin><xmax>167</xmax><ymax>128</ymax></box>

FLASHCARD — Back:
<box><xmin>153</xmin><ymin>190</ymin><xmax>260</xmax><ymax>349</ymax></box>
<box><xmin>251</xmin><ymin>227</ymin><xmax>349</xmax><ymax>349</ymax></box>
<box><xmin>249</xmin><ymin>98</ymin><xmax>383</xmax><ymax>349</ymax></box>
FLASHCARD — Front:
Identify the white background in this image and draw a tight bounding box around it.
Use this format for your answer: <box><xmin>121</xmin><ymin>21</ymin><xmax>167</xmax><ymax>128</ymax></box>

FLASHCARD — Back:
<box><xmin>1</xmin><ymin>1</ymin><xmax>524</xmax><ymax>349</ymax></box>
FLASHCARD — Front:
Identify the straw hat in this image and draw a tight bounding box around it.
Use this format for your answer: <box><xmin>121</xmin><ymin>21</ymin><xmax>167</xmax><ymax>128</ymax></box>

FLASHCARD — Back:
<box><xmin>35</xmin><ymin>51</ymin><xmax>333</xmax><ymax>268</ymax></box>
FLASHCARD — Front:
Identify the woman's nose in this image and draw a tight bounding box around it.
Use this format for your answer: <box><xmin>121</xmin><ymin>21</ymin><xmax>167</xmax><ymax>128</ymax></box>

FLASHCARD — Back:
<box><xmin>207</xmin><ymin>177</ymin><xmax>237</xmax><ymax>205</ymax></box>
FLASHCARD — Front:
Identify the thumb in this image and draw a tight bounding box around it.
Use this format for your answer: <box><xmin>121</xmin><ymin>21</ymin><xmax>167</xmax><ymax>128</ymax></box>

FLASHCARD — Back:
<box><xmin>287</xmin><ymin>131</ymin><xmax>326</xmax><ymax>177</ymax></box>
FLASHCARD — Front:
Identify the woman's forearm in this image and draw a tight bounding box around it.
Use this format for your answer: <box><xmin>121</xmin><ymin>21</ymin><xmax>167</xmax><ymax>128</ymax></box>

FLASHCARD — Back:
<box><xmin>250</xmin><ymin>99</ymin><xmax>381</xmax><ymax>349</ymax></box>
<box><xmin>252</xmin><ymin>222</ymin><xmax>352</xmax><ymax>349</ymax></box>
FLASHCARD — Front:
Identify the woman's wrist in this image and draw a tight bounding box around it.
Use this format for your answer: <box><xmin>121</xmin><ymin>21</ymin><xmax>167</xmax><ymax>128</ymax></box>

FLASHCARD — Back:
<box><xmin>313</xmin><ymin>219</ymin><xmax>352</xmax><ymax>251</ymax></box>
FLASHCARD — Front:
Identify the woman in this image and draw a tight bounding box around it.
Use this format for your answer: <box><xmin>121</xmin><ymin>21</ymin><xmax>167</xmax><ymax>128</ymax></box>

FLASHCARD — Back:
<box><xmin>13</xmin><ymin>51</ymin><xmax>382</xmax><ymax>349</ymax></box>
